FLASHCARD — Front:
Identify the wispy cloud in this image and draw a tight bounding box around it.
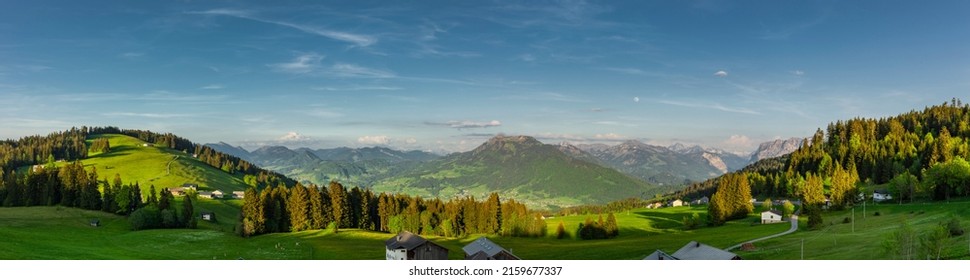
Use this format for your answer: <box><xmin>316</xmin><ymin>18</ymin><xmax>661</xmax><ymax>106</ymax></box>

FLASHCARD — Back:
<box><xmin>329</xmin><ymin>63</ymin><xmax>396</xmax><ymax>78</ymax></box>
<box><xmin>714</xmin><ymin>70</ymin><xmax>728</xmax><ymax>77</ymax></box>
<box><xmin>658</xmin><ymin>100</ymin><xmax>761</xmax><ymax>115</ymax></box>
<box><xmin>426</xmin><ymin>120</ymin><xmax>502</xmax><ymax>129</ymax></box>
<box><xmin>268</xmin><ymin>53</ymin><xmax>324</xmax><ymax>74</ymax></box>
<box><xmin>497</xmin><ymin>92</ymin><xmax>589</xmax><ymax>103</ymax></box>
<box><xmin>119</xmin><ymin>52</ymin><xmax>144</xmax><ymax>59</ymax></box>
<box><xmin>189</xmin><ymin>9</ymin><xmax>377</xmax><ymax>47</ymax></box>
<box><xmin>533</xmin><ymin>132</ymin><xmax>628</xmax><ymax>143</ymax></box>
<box><xmin>102</xmin><ymin>112</ymin><xmax>192</xmax><ymax>118</ymax></box>
<box><xmin>200</xmin><ymin>84</ymin><xmax>225</xmax><ymax>90</ymax></box>
<box><xmin>760</xmin><ymin>13</ymin><xmax>828</xmax><ymax>40</ymax></box>
<box><xmin>311</xmin><ymin>85</ymin><xmax>402</xmax><ymax>91</ymax></box>
<box><xmin>279</xmin><ymin>132</ymin><xmax>310</xmax><ymax>141</ymax></box>
<box><xmin>792</xmin><ymin>70</ymin><xmax>805</xmax><ymax>76</ymax></box>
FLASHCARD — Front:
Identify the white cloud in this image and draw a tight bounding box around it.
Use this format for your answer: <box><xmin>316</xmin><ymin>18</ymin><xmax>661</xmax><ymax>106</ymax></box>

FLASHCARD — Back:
<box><xmin>714</xmin><ymin>70</ymin><xmax>728</xmax><ymax>77</ymax></box>
<box><xmin>311</xmin><ymin>85</ymin><xmax>402</xmax><ymax>91</ymax></box>
<box><xmin>102</xmin><ymin>112</ymin><xmax>190</xmax><ymax>118</ymax></box>
<box><xmin>425</xmin><ymin>120</ymin><xmax>502</xmax><ymax>129</ymax></box>
<box><xmin>279</xmin><ymin>132</ymin><xmax>310</xmax><ymax>141</ymax></box>
<box><xmin>594</xmin><ymin>133</ymin><xmax>625</xmax><ymax>140</ymax></box>
<box><xmin>518</xmin><ymin>54</ymin><xmax>536</xmax><ymax>62</ymax></box>
<box><xmin>792</xmin><ymin>70</ymin><xmax>805</xmax><ymax>76</ymax></box>
<box><xmin>633</xmin><ymin>96</ymin><xmax>640</xmax><ymax>103</ymax></box>
<box><xmin>269</xmin><ymin>53</ymin><xmax>324</xmax><ymax>74</ymax></box>
<box><xmin>405</xmin><ymin>138</ymin><xmax>417</xmax><ymax>144</ymax></box>
<box><xmin>358</xmin><ymin>135</ymin><xmax>391</xmax><ymax>145</ymax></box>
<box><xmin>200</xmin><ymin>84</ymin><xmax>224</xmax><ymax>90</ymax></box>
<box><xmin>190</xmin><ymin>9</ymin><xmax>377</xmax><ymax>47</ymax></box>
<box><xmin>724</xmin><ymin>134</ymin><xmax>752</xmax><ymax>147</ymax></box>
<box><xmin>329</xmin><ymin>63</ymin><xmax>395</xmax><ymax>78</ymax></box>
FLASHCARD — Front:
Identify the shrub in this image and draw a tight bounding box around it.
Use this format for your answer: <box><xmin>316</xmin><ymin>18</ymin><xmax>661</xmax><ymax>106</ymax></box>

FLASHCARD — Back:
<box><xmin>874</xmin><ymin>211</ymin><xmax>881</xmax><ymax>216</ymax></box>
<box><xmin>555</xmin><ymin>221</ymin><xmax>567</xmax><ymax>239</ymax></box>
<box><xmin>945</xmin><ymin>217</ymin><xmax>964</xmax><ymax>237</ymax></box>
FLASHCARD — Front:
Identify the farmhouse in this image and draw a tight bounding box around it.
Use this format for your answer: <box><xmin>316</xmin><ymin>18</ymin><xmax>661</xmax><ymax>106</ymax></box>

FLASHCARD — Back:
<box><xmin>644</xmin><ymin>241</ymin><xmax>741</xmax><ymax>260</ymax></box>
<box><xmin>198</xmin><ymin>191</ymin><xmax>215</xmax><ymax>199</ymax></box>
<box><xmin>211</xmin><ymin>190</ymin><xmax>224</xmax><ymax>199</ymax></box>
<box><xmin>642</xmin><ymin>249</ymin><xmax>676</xmax><ymax>260</ymax></box>
<box><xmin>463</xmin><ymin>237</ymin><xmax>520</xmax><ymax>260</ymax></box>
<box><xmin>668</xmin><ymin>199</ymin><xmax>684</xmax><ymax>207</ymax></box>
<box><xmin>691</xmin><ymin>196</ymin><xmax>709</xmax><ymax>205</ymax></box>
<box><xmin>385</xmin><ymin>231</ymin><xmax>449</xmax><ymax>260</ymax></box>
<box><xmin>200</xmin><ymin>211</ymin><xmax>215</xmax><ymax>221</ymax></box>
<box><xmin>168</xmin><ymin>187</ymin><xmax>185</xmax><ymax>196</ymax></box>
<box><xmin>181</xmin><ymin>183</ymin><xmax>199</xmax><ymax>190</ymax></box>
<box><xmin>646</xmin><ymin>202</ymin><xmax>663</xmax><ymax>209</ymax></box>
<box><xmin>761</xmin><ymin>210</ymin><xmax>783</xmax><ymax>224</ymax></box>
<box><xmin>89</xmin><ymin>219</ymin><xmax>100</xmax><ymax>227</ymax></box>
<box><xmin>873</xmin><ymin>189</ymin><xmax>893</xmax><ymax>202</ymax></box>
<box><xmin>232</xmin><ymin>191</ymin><xmax>245</xmax><ymax>199</ymax></box>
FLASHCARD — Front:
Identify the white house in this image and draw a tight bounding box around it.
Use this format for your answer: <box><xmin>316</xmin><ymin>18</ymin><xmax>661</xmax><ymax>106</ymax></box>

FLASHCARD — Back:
<box><xmin>873</xmin><ymin>189</ymin><xmax>893</xmax><ymax>202</ymax></box>
<box><xmin>761</xmin><ymin>210</ymin><xmax>783</xmax><ymax>224</ymax></box>
<box><xmin>212</xmin><ymin>190</ymin><xmax>224</xmax><ymax>199</ymax></box>
<box><xmin>232</xmin><ymin>191</ymin><xmax>245</xmax><ymax>199</ymax></box>
<box><xmin>669</xmin><ymin>199</ymin><xmax>684</xmax><ymax>207</ymax></box>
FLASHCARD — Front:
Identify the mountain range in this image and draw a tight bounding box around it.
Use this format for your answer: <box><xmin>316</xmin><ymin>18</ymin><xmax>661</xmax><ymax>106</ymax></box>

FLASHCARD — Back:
<box><xmin>206</xmin><ymin>135</ymin><xmax>802</xmax><ymax>208</ymax></box>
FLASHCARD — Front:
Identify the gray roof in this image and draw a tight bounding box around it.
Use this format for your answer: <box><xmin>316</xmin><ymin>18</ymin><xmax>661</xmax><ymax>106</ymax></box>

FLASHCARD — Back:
<box><xmin>671</xmin><ymin>241</ymin><xmax>739</xmax><ymax>260</ymax></box>
<box><xmin>385</xmin><ymin>231</ymin><xmax>429</xmax><ymax>250</ymax></box>
<box><xmin>463</xmin><ymin>237</ymin><xmax>518</xmax><ymax>259</ymax></box>
<box><xmin>763</xmin><ymin>210</ymin><xmax>783</xmax><ymax>216</ymax></box>
<box><xmin>643</xmin><ymin>250</ymin><xmax>677</xmax><ymax>260</ymax></box>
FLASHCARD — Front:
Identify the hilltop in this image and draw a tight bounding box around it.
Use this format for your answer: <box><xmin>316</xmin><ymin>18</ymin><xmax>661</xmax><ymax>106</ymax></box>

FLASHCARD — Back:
<box><xmin>373</xmin><ymin>135</ymin><xmax>661</xmax><ymax>208</ymax></box>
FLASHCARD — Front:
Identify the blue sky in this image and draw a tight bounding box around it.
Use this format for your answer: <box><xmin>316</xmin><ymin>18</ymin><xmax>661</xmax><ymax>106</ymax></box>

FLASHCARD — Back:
<box><xmin>2</xmin><ymin>0</ymin><xmax>969</xmax><ymax>154</ymax></box>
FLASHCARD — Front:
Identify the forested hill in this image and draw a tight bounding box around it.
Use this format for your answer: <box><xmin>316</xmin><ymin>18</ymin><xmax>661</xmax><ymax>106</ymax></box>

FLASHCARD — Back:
<box><xmin>0</xmin><ymin>126</ymin><xmax>294</xmax><ymax>189</ymax></box>
<box><xmin>678</xmin><ymin>100</ymin><xmax>970</xmax><ymax>205</ymax></box>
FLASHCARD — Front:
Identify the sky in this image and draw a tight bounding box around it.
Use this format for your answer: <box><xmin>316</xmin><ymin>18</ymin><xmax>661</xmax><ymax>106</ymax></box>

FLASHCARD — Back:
<box><xmin>2</xmin><ymin>0</ymin><xmax>969</xmax><ymax>155</ymax></box>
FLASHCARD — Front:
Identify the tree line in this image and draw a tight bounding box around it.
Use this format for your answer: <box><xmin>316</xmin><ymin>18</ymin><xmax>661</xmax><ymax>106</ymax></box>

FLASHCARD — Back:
<box><xmin>0</xmin><ymin>161</ymin><xmax>198</xmax><ymax>230</ymax></box>
<box><xmin>675</xmin><ymin>99</ymin><xmax>970</xmax><ymax>226</ymax></box>
<box><xmin>239</xmin><ymin>181</ymin><xmax>548</xmax><ymax>238</ymax></box>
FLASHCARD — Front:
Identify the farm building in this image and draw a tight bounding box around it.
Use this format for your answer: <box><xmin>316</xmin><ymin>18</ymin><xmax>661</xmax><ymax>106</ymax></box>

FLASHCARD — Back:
<box><xmin>181</xmin><ymin>183</ymin><xmax>199</xmax><ymax>190</ymax></box>
<box><xmin>89</xmin><ymin>219</ymin><xmax>100</xmax><ymax>227</ymax></box>
<box><xmin>873</xmin><ymin>189</ymin><xmax>893</xmax><ymax>202</ymax></box>
<box><xmin>200</xmin><ymin>211</ymin><xmax>215</xmax><ymax>221</ymax></box>
<box><xmin>668</xmin><ymin>199</ymin><xmax>684</xmax><ymax>207</ymax></box>
<box><xmin>646</xmin><ymin>202</ymin><xmax>663</xmax><ymax>209</ymax></box>
<box><xmin>644</xmin><ymin>241</ymin><xmax>741</xmax><ymax>260</ymax></box>
<box><xmin>463</xmin><ymin>237</ymin><xmax>520</xmax><ymax>260</ymax></box>
<box><xmin>168</xmin><ymin>187</ymin><xmax>185</xmax><ymax>196</ymax></box>
<box><xmin>761</xmin><ymin>210</ymin><xmax>783</xmax><ymax>224</ymax></box>
<box><xmin>691</xmin><ymin>196</ymin><xmax>709</xmax><ymax>205</ymax></box>
<box><xmin>212</xmin><ymin>190</ymin><xmax>224</xmax><ymax>199</ymax></box>
<box><xmin>385</xmin><ymin>231</ymin><xmax>449</xmax><ymax>260</ymax></box>
<box><xmin>232</xmin><ymin>191</ymin><xmax>245</xmax><ymax>199</ymax></box>
<box><xmin>198</xmin><ymin>191</ymin><xmax>215</xmax><ymax>199</ymax></box>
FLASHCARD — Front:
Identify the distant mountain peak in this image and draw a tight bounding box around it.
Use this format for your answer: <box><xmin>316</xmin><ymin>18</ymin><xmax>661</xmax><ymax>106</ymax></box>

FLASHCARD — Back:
<box><xmin>749</xmin><ymin>137</ymin><xmax>804</xmax><ymax>162</ymax></box>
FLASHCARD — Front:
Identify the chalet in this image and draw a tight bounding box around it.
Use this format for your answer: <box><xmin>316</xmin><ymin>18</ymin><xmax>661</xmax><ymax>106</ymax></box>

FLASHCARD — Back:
<box><xmin>873</xmin><ymin>189</ymin><xmax>893</xmax><ymax>202</ymax></box>
<box><xmin>643</xmin><ymin>241</ymin><xmax>740</xmax><ymax>260</ymax></box>
<box><xmin>646</xmin><ymin>202</ymin><xmax>663</xmax><ymax>209</ymax></box>
<box><xmin>691</xmin><ymin>196</ymin><xmax>710</xmax><ymax>205</ymax></box>
<box><xmin>200</xmin><ymin>211</ymin><xmax>215</xmax><ymax>221</ymax></box>
<box><xmin>89</xmin><ymin>219</ymin><xmax>100</xmax><ymax>227</ymax></box>
<box><xmin>668</xmin><ymin>199</ymin><xmax>684</xmax><ymax>207</ymax></box>
<box><xmin>463</xmin><ymin>237</ymin><xmax>520</xmax><ymax>260</ymax></box>
<box><xmin>181</xmin><ymin>183</ymin><xmax>199</xmax><ymax>190</ymax></box>
<box><xmin>232</xmin><ymin>191</ymin><xmax>245</xmax><ymax>199</ymax></box>
<box><xmin>168</xmin><ymin>187</ymin><xmax>185</xmax><ymax>196</ymax></box>
<box><xmin>211</xmin><ymin>190</ymin><xmax>224</xmax><ymax>199</ymax></box>
<box><xmin>761</xmin><ymin>210</ymin><xmax>783</xmax><ymax>224</ymax></box>
<box><xmin>198</xmin><ymin>191</ymin><xmax>215</xmax><ymax>199</ymax></box>
<box><xmin>642</xmin><ymin>250</ymin><xmax>676</xmax><ymax>260</ymax></box>
<box><xmin>385</xmin><ymin>231</ymin><xmax>449</xmax><ymax>260</ymax></box>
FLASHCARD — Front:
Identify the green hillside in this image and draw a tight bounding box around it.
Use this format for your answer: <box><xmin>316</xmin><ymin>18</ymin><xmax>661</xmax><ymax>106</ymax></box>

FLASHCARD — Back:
<box><xmin>374</xmin><ymin>135</ymin><xmax>663</xmax><ymax>209</ymax></box>
<box><xmin>78</xmin><ymin>134</ymin><xmax>251</xmax><ymax>193</ymax></box>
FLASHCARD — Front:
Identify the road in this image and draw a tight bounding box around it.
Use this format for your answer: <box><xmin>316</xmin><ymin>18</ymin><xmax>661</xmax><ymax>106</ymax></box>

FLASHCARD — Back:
<box><xmin>725</xmin><ymin>209</ymin><xmax>800</xmax><ymax>251</ymax></box>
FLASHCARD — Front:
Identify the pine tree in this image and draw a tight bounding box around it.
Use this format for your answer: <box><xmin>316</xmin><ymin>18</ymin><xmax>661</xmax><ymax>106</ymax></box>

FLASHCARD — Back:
<box><xmin>286</xmin><ymin>184</ymin><xmax>310</xmax><ymax>232</ymax></box>
<box><xmin>146</xmin><ymin>185</ymin><xmax>158</xmax><ymax>206</ymax></box>
<box><xmin>605</xmin><ymin>212</ymin><xmax>619</xmax><ymax>238</ymax></box>
<box><xmin>181</xmin><ymin>196</ymin><xmax>196</xmax><ymax>229</ymax></box>
<box><xmin>556</xmin><ymin>221</ymin><xmax>567</xmax><ymax>239</ymax></box>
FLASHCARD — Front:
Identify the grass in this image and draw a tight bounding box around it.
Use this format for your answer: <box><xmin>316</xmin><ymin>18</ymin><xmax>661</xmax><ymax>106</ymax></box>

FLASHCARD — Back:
<box><xmin>77</xmin><ymin>134</ymin><xmax>252</xmax><ymax>194</ymax></box>
<box><xmin>0</xmin><ymin>205</ymin><xmax>791</xmax><ymax>260</ymax></box>
<box><xmin>737</xmin><ymin>200</ymin><xmax>970</xmax><ymax>260</ymax></box>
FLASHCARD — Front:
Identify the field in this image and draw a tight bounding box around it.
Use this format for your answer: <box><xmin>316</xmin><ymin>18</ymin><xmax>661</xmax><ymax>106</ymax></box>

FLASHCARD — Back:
<box><xmin>75</xmin><ymin>134</ymin><xmax>252</xmax><ymax>194</ymax></box>
<box><xmin>0</xmin><ymin>205</ymin><xmax>791</xmax><ymax>260</ymax></box>
<box><xmin>738</xmin><ymin>200</ymin><xmax>970</xmax><ymax>260</ymax></box>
